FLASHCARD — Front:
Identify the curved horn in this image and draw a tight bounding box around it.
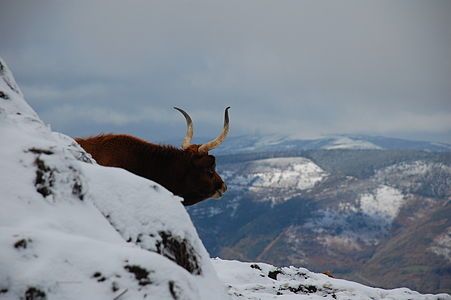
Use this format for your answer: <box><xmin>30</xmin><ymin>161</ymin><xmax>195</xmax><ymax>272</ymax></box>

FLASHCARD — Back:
<box><xmin>198</xmin><ymin>107</ymin><xmax>230</xmax><ymax>153</ymax></box>
<box><xmin>174</xmin><ymin>107</ymin><xmax>194</xmax><ymax>149</ymax></box>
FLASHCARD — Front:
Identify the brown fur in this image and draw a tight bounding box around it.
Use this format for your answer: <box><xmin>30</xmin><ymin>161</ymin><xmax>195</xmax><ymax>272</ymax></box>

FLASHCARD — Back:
<box><xmin>75</xmin><ymin>134</ymin><xmax>227</xmax><ymax>206</ymax></box>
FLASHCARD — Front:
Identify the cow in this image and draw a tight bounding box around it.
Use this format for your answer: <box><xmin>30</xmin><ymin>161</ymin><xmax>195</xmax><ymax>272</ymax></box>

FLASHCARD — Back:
<box><xmin>75</xmin><ymin>107</ymin><xmax>230</xmax><ymax>206</ymax></box>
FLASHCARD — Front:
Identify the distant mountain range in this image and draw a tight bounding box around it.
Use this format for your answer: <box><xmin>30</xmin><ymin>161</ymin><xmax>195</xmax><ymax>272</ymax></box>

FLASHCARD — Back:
<box><xmin>188</xmin><ymin>135</ymin><xmax>451</xmax><ymax>294</ymax></box>
<box><xmin>213</xmin><ymin>134</ymin><xmax>451</xmax><ymax>154</ymax></box>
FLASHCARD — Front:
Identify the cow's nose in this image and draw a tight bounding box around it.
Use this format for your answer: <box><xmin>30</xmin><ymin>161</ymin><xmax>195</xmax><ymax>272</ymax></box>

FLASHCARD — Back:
<box><xmin>221</xmin><ymin>183</ymin><xmax>227</xmax><ymax>193</ymax></box>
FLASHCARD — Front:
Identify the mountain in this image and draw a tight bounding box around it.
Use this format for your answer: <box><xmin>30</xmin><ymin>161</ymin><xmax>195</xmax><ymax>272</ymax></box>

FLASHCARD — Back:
<box><xmin>1</xmin><ymin>57</ymin><xmax>449</xmax><ymax>299</ymax></box>
<box><xmin>188</xmin><ymin>137</ymin><xmax>451</xmax><ymax>294</ymax></box>
<box><xmin>213</xmin><ymin>134</ymin><xmax>451</xmax><ymax>155</ymax></box>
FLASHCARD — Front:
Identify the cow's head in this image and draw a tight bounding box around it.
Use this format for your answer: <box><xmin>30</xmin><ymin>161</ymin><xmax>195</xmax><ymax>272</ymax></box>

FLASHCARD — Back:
<box><xmin>173</xmin><ymin>107</ymin><xmax>229</xmax><ymax>205</ymax></box>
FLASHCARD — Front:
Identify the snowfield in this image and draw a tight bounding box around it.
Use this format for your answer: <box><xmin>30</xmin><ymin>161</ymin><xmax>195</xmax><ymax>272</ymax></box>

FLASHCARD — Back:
<box><xmin>322</xmin><ymin>136</ymin><xmax>382</xmax><ymax>150</ymax></box>
<box><xmin>1</xmin><ymin>57</ymin><xmax>450</xmax><ymax>300</ymax></box>
<box><xmin>359</xmin><ymin>185</ymin><xmax>406</xmax><ymax>222</ymax></box>
<box><xmin>428</xmin><ymin>227</ymin><xmax>451</xmax><ymax>263</ymax></box>
<box><xmin>212</xmin><ymin>259</ymin><xmax>450</xmax><ymax>300</ymax></box>
<box><xmin>223</xmin><ymin>157</ymin><xmax>327</xmax><ymax>204</ymax></box>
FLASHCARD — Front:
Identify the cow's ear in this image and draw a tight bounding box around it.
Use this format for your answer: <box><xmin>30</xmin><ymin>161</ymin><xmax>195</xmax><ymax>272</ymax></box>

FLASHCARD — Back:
<box><xmin>193</xmin><ymin>155</ymin><xmax>215</xmax><ymax>168</ymax></box>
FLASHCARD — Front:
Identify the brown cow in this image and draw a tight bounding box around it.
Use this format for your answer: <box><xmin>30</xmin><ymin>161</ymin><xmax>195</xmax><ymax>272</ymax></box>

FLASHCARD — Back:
<box><xmin>76</xmin><ymin>107</ymin><xmax>230</xmax><ymax>206</ymax></box>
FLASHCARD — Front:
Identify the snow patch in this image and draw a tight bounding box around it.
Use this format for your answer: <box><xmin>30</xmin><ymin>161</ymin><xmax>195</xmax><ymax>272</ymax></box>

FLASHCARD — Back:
<box><xmin>303</xmin><ymin>186</ymin><xmax>406</xmax><ymax>250</ymax></box>
<box><xmin>323</xmin><ymin>137</ymin><xmax>382</xmax><ymax>150</ymax></box>
<box><xmin>428</xmin><ymin>227</ymin><xmax>451</xmax><ymax>262</ymax></box>
<box><xmin>316</xmin><ymin>234</ymin><xmax>363</xmax><ymax>251</ymax></box>
<box><xmin>223</xmin><ymin>157</ymin><xmax>327</xmax><ymax>204</ymax></box>
<box><xmin>359</xmin><ymin>185</ymin><xmax>405</xmax><ymax>222</ymax></box>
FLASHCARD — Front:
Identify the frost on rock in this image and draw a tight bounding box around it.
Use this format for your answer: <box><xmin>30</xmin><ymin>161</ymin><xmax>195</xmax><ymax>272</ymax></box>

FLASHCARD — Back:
<box><xmin>0</xmin><ymin>57</ymin><xmax>228</xmax><ymax>300</ymax></box>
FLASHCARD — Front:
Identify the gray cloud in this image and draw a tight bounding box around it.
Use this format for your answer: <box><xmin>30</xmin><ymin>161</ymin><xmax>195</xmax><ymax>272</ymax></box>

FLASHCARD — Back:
<box><xmin>1</xmin><ymin>0</ymin><xmax>450</xmax><ymax>143</ymax></box>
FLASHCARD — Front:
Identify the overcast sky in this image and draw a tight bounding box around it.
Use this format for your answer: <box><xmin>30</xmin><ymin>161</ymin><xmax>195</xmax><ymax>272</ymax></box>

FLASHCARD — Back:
<box><xmin>1</xmin><ymin>0</ymin><xmax>450</xmax><ymax>144</ymax></box>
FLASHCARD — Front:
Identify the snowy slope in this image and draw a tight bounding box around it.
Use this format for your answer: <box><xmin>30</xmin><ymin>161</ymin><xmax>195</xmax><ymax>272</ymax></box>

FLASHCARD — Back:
<box><xmin>222</xmin><ymin>157</ymin><xmax>327</xmax><ymax>204</ymax></box>
<box><xmin>322</xmin><ymin>136</ymin><xmax>382</xmax><ymax>150</ymax></box>
<box><xmin>214</xmin><ymin>135</ymin><xmax>451</xmax><ymax>155</ymax></box>
<box><xmin>0</xmin><ymin>58</ymin><xmax>228</xmax><ymax>299</ymax></box>
<box><xmin>213</xmin><ymin>259</ymin><xmax>450</xmax><ymax>300</ymax></box>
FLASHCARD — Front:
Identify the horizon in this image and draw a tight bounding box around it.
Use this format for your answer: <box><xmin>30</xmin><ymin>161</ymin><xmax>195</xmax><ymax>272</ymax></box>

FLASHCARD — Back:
<box><xmin>164</xmin><ymin>132</ymin><xmax>451</xmax><ymax>148</ymax></box>
<box><xmin>1</xmin><ymin>0</ymin><xmax>450</xmax><ymax>143</ymax></box>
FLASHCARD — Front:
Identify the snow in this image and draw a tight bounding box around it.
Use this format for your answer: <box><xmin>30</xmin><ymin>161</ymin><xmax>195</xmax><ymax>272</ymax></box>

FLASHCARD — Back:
<box><xmin>428</xmin><ymin>227</ymin><xmax>451</xmax><ymax>263</ymax></box>
<box><xmin>359</xmin><ymin>185</ymin><xmax>406</xmax><ymax>222</ymax></box>
<box><xmin>223</xmin><ymin>157</ymin><xmax>327</xmax><ymax>204</ymax></box>
<box><xmin>1</xmin><ymin>57</ymin><xmax>449</xmax><ymax>300</ymax></box>
<box><xmin>377</xmin><ymin>161</ymin><xmax>432</xmax><ymax>177</ymax></box>
<box><xmin>0</xmin><ymin>57</ymin><xmax>228</xmax><ymax>300</ymax></box>
<box><xmin>331</xmin><ymin>185</ymin><xmax>406</xmax><ymax>225</ymax></box>
<box><xmin>300</xmin><ymin>185</ymin><xmax>407</xmax><ymax>250</ymax></box>
<box><xmin>322</xmin><ymin>137</ymin><xmax>382</xmax><ymax>150</ymax></box>
<box><xmin>212</xmin><ymin>258</ymin><xmax>450</xmax><ymax>300</ymax></box>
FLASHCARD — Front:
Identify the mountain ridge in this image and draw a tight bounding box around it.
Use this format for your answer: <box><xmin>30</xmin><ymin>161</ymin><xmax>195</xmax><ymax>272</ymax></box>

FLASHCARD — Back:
<box><xmin>211</xmin><ymin>134</ymin><xmax>451</xmax><ymax>155</ymax></box>
<box><xmin>189</xmin><ymin>147</ymin><xmax>451</xmax><ymax>294</ymax></box>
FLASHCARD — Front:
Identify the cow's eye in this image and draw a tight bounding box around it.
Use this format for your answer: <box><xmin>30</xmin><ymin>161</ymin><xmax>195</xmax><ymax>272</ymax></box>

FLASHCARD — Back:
<box><xmin>207</xmin><ymin>169</ymin><xmax>214</xmax><ymax>176</ymax></box>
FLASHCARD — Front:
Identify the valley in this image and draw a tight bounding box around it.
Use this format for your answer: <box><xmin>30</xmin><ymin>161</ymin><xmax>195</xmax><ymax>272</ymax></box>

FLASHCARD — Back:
<box><xmin>188</xmin><ymin>136</ymin><xmax>451</xmax><ymax>294</ymax></box>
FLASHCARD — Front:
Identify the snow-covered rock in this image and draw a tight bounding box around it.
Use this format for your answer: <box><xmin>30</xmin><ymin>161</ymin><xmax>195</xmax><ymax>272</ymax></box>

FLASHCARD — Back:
<box><xmin>213</xmin><ymin>259</ymin><xmax>450</xmax><ymax>300</ymax></box>
<box><xmin>0</xmin><ymin>57</ymin><xmax>228</xmax><ymax>300</ymax></box>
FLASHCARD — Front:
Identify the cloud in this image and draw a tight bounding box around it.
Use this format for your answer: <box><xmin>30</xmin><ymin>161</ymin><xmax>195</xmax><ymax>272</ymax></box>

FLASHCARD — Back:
<box><xmin>1</xmin><ymin>0</ymin><xmax>450</xmax><ymax>142</ymax></box>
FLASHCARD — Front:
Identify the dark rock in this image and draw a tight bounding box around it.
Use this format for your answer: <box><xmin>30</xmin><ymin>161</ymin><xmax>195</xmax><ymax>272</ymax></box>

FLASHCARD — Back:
<box><xmin>3</xmin><ymin>77</ymin><xmax>19</xmax><ymax>94</ymax></box>
<box><xmin>72</xmin><ymin>179</ymin><xmax>84</xmax><ymax>201</ymax></box>
<box><xmin>168</xmin><ymin>281</ymin><xmax>182</xmax><ymax>300</ymax></box>
<box><xmin>68</xmin><ymin>165</ymin><xmax>84</xmax><ymax>201</ymax></box>
<box><xmin>14</xmin><ymin>238</ymin><xmax>31</xmax><ymax>249</ymax></box>
<box><xmin>24</xmin><ymin>287</ymin><xmax>46</xmax><ymax>300</ymax></box>
<box><xmin>156</xmin><ymin>231</ymin><xmax>201</xmax><ymax>275</ymax></box>
<box><xmin>28</xmin><ymin>148</ymin><xmax>54</xmax><ymax>155</ymax></box>
<box><xmin>136</xmin><ymin>234</ymin><xmax>142</xmax><ymax>243</ymax></box>
<box><xmin>34</xmin><ymin>158</ymin><xmax>54</xmax><ymax>198</ymax></box>
<box><xmin>268</xmin><ymin>269</ymin><xmax>282</xmax><ymax>280</ymax></box>
<box><xmin>124</xmin><ymin>265</ymin><xmax>152</xmax><ymax>286</ymax></box>
<box><xmin>0</xmin><ymin>91</ymin><xmax>9</xmax><ymax>100</ymax></box>
<box><xmin>111</xmin><ymin>281</ymin><xmax>120</xmax><ymax>292</ymax></box>
<box><xmin>286</xmin><ymin>284</ymin><xmax>318</xmax><ymax>294</ymax></box>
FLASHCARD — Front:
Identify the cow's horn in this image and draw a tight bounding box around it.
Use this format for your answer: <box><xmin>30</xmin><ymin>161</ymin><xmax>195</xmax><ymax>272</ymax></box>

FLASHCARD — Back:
<box><xmin>198</xmin><ymin>107</ymin><xmax>230</xmax><ymax>153</ymax></box>
<box><xmin>174</xmin><ymin>107</ymin><xmax>193</xmax><ymax>149</ymax></box>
